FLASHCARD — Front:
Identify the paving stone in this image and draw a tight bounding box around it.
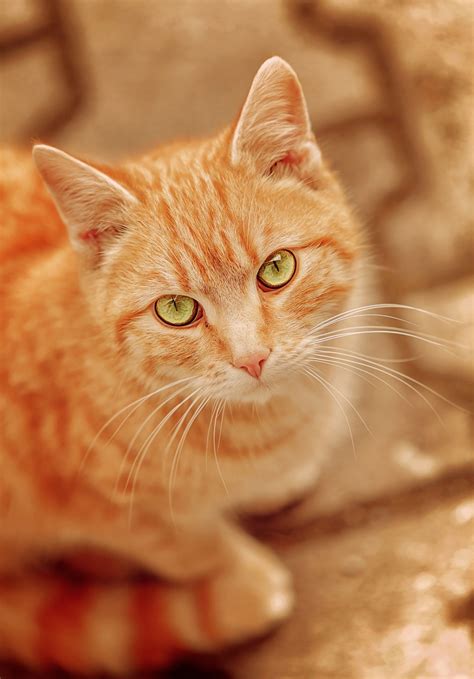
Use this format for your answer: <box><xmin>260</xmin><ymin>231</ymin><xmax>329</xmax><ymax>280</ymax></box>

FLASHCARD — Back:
<box><xmin>219</xmin><ymin>487</ymin><xmax>474</xmax><ymax>679</ymax></box>
<box><xmin>0</xmin><ymin>38</ymin><xmax>62</xmax><ymax>141</ymax></box>
<box><xmin>0</xmin><ymin>0</ymin><xmax>44</xmax><ymax>32</ymax></box>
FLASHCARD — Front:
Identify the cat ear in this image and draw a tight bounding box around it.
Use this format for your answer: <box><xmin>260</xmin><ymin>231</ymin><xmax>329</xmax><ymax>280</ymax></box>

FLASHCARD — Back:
<box><xmin>231</xmin><ymin>57</ymin><xmax>321</xmax><ymax>179</ymax></box>
<box><xmin>33</xmin><ymin>144</ymin><xmax>137</xmax><ymax>262</ymax></box>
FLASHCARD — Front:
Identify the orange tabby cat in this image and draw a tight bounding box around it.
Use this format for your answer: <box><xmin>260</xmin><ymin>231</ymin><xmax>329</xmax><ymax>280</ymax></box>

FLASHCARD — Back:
<box><xmin>0</xmin><ymin>58</ymin><xmax>362</xmax><ymax>672</ymax></box>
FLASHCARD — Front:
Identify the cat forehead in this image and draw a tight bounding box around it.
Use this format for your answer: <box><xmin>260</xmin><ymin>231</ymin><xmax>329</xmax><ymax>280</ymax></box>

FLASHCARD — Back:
<box><xmin>147</xmin><ymin>210</ymin><xmax>256</xmax><ymax>296</ymax></box>
<box><xmin>134</xmin><ymin>170</ymin><xmax>264</xmax><ymax>280</ymax></box>
<box><xmin>145</xmin><ymin>162</ymin><xmax>255</xmax><ymax>223</ymax></box>
<box><xmin>124</xmin><ymin>159</ymin><xmax>326</xmax><ymax>293</ymax></box>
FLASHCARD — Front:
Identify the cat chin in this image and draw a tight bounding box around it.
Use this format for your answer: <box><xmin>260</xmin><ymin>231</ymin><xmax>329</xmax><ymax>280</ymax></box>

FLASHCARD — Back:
<box><xmin>232</xmin><ymin>389</ymin><xmax>273</xmax><ymax>406</ymax></box>
<box><xmin>214</xmin><ymin>380</ymin><xmax>275</xmax><ymax>406</ymax></box>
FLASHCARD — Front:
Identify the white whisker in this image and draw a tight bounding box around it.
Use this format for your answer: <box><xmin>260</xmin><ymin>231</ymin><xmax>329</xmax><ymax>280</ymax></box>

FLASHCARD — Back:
<box><xmin>301</xmin><ymin>367</ymin><xmax>358</xmax><ymax>457</ymax></box>
<box><xmin>310</xmin><ymin>303</ymin><xmax>460</xmax><ymax>336</ymax></box>
<box><xmin>213</xmin><ymin>399</ymin><xmax>229</xmax><ymax>495</ymax></box>
<box><xmin>79</xmin><ymin>375</ymin><xmax>195</xmax><ymax>474</ymax></box>
<box><xmin>113</xmin><ymin>382</ymin><xmax>191</xmax><ymax>497</ymax></box>
<box><xmin>168</xmin><ymin>393</ymin><xmax>211</xmax><ymax>519</ymax></box>
<box><xmin>309</xmin><ymin>354</ymin><xmax>414</xmax><ymax>406</ymax></box>
<box><xmin>313</xmin><ymin>343</ymin><xmax>420</xmax><ymax>364</ymax></box>
<box><xmin>312</xmin><ymin>326</ymin><xmax>462</xmax><ymax>352</ymax></box>
<box><xmin>309</xmin><ymin>347</ymin><xmax>462</xmax><ymax>421</ymax></box>
<box><xmin>125</xmin><ymin>386</ymin><xmax>203</xmax><ymax>525</ymax></box>
<box><xmin>205</xmin><ymin>399</ymin><xmax>220</xmax><ymax>475</ymax></box>
<box><xmin>304</xmin><ymin>366</ymin><xmax>373</xmax><ymax>437</ymax></box>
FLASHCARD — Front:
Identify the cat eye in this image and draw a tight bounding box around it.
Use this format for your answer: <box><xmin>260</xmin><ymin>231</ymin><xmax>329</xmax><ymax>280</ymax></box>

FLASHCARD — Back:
<box><xmin>154</xmin><ymin>295</ymin><xmax>201</xmax><ymax>327</ymax></box>
<box><xmin>257</xmin><ymin>249</ymin><xmax>296</xmax><ymax>290</ymax></box>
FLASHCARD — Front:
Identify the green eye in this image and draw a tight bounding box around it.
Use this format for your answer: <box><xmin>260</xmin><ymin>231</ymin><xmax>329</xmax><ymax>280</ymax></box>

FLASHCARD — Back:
<box><xmin>154</xmin><ymin>295</ymin><xmax>200</xmax><ymax>326</ymax></box>
<box><xmin>257</xmin><ymin>249</ymin><xmax>296</xmax><ymax>290</ymax></box>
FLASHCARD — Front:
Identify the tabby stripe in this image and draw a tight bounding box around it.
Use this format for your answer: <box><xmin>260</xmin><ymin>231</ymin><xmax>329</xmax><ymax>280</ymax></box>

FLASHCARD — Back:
<box><xmin>115</xmin><ymin>309</ymin><xmax>143</xmax><ymax>349</ymax></box>
<box><xmin>169</xmin><ymin>250</ymin><xmax>191</xmax><ymax>290</ymax></box>
<box><xmin>37</xmin><ymin>580</ymin><xmax>95</xmax><ymax>672</ymax></box>
<box><xmin>130</xmin><ymin>583</ymin><xmax>182</xmax><ymax>667</ymax></box>
<box><xmin>194</xmin><ymin>580</ymin><xmax>220</xmax><ymax>644</ymax></box>
<box><xmin>224</xmin><ymin>226</ymin><xmax>241</xmax><ymax>265</ymax></box>
<box><xmin>306</xmin><ymin>236</ymin><xmax>355</xmax><ymax>262</ymax></box>
<box><xmin>158</xmin><ymin>193</ymin><xmax>176</xmax><ymax>233</ymax></box>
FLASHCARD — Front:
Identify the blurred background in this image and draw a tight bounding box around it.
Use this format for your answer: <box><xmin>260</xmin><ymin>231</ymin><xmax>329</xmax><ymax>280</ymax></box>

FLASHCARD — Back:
<box><xmin>0</xmin><ymin>1</ymin><xmax>473</xmax><ymax>678</ymax></box>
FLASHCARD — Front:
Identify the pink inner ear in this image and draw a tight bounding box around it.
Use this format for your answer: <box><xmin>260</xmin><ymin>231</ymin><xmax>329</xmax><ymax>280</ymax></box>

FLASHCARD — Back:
<box><xmin>279</xmin><ymin>151</ymin><xmax>300</xmax><ymax>166</ymax></box>
<box><xmin>270</xmin><ymin>150</ymin><xmax>302</xmax><ymax>176</ymax></box>
<box><xmin>79</xmin><ymin>229</ymin><xmax>101</xmax><ymax>243</ymax></box>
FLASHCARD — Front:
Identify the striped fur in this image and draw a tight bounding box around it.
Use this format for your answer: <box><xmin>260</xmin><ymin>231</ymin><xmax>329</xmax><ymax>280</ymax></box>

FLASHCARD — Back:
<box><xmin>0</xmin><ymin>58</ymin><xmax>363</xmax><ymax>672</ymax></box>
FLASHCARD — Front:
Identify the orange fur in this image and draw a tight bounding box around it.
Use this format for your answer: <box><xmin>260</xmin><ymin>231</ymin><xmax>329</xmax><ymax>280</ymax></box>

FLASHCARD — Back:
<box><xmin>0</xmin><ymin>58</ymin><xmax>364</xmax><ymax>673</ymax></box>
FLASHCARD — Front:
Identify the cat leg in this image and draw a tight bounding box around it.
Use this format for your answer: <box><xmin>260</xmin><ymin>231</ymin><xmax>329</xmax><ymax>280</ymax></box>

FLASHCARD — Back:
<box><xmin>99</xmin><ymin>522</ymin><xmax>293</xmax><ymax>647</ymax></box>
<box><xmin>79</xmin><ymin>518</ymin><xmax>262</xmax><ymax>583</ymax></box>
<box><xmin>64</xmin><ymin>522</ymin><xmax>221</xmax><ymax>582</ymax></box>
<box><xmin>75</xmin><ymin>515</ymin><xmax>294</xmax><ymax>641</ymax></box>
<box><xmin>0</xmin><ymin>535</ymin><xmax>292</xmax><ymax>674</ymax></box>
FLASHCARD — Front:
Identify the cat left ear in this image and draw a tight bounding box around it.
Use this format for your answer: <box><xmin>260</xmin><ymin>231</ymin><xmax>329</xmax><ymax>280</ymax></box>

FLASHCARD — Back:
<box><xmin>230</xmin><ymin>57</ymin><xmax>321</xmax><ymax>180</ymax></box>
<box><xmin>33</xmin><ymin>144</ymin><xmax>137</xmax><ymax>263</ymax></box>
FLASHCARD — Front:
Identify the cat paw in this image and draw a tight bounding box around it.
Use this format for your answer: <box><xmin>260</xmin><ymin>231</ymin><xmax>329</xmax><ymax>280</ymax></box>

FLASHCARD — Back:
<box><xmin>203</xmin><ymin>532</ymin><xmax>294</xmax><ymax>648</ymax></box>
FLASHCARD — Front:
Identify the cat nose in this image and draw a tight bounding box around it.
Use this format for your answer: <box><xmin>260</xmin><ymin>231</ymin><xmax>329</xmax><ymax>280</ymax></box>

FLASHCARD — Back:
<box><xmin>233</xmin><ymin>349</ymin><xmax>270</xmax><ymax>379</ymax></box>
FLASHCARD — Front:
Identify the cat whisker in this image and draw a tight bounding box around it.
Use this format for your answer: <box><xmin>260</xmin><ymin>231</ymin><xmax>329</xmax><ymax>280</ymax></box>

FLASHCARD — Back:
<box><xmin>300</xmin><ymin>367</ymin><xmax>358</xmax><ymax>457</ymax></box>
<box><xmin>311</xmin><ymin>326</ymin><xmax>463</xmax><ymax>353</ymax></box>
<box><xmin>217</xmin><ymin>400</ymin><xmax>226</xmax><ymax>454</ymax></box>
<box><xmin>305</xmin><ymin>365</ymin><xmax>373</xmax><ymax>437</ymax></box>
<box><xmin>310</xmin><ymin>352</ymin><xmax>444</xmax><ymax>426</ymax></box>
<box><xmin>113</xmin><ymin>382</ymin><xmax>192</xmax><ymax>498</ymax></box>
<box><xmin>309</xmin><ymin>354</ymin><xmax>414</xmax><ymax>407</ymax></box>
<box><xmin>308</xmin><ymin>346</ymin><xmax>463</xmax><ymax>419</ymax></box>
<box><xmin>167</xmin><ymin>392</ymin><xmax>212</xmax><ymax>521</ymax></box>
<box><xmin>205</xmin><ymin>399</ymin><xmax>220</xmax><ymax>475</ymax></box>
<box><xmin>213</xmin><ymin>399</ymin><xmax>229</xmax><ymax>496</ymax></box>
<box><xmin>124</xmin><ymin>386</ymin><xmax>203</xmax><ymax>525</ymax></box>
<box><xmin>79</xmin><ymin>375</ymin><xmax>195</xmax><ymax>475</ymax></box>
<box><xmin>314</xmin><ymin>311</ymin><xmax>422</xmax><ymax>330</ymax></box>
<box><xmin>310</xmin><ymin>343</ymin><xmax>420</xmax><ymax>364</ymax></box>
<box><xmin>309</xmin><ymin>302</ymin><xmax>460</xmax><ymax>336</ymax></box>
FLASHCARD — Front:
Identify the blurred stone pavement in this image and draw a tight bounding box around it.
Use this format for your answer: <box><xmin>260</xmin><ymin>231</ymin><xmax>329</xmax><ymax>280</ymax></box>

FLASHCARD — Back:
<box><xmin>0</xmin><ymin>1</ymin><xmax>472</xmax><ymax>677</ymax></box>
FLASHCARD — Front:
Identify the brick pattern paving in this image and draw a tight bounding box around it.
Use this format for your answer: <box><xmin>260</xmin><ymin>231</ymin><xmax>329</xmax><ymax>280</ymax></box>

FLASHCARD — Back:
<box><xmin>0</xmin><ymin>1</ymin><xmax>472</xmax><ymax>677</ymax></box>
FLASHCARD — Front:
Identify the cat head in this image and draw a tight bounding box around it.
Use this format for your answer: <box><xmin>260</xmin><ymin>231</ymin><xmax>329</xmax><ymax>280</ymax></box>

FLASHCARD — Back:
<box><xmin>34</xmin><ymin>57</ymin><xmax>359</xmax><ymax>405</ymax></box>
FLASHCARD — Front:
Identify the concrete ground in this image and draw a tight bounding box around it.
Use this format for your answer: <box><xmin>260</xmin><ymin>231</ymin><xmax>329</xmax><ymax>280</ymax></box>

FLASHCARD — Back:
<box><xmin>1</xmin><ymin>1</ymin><xmax>473</xmax><ymax>677</ymax></box>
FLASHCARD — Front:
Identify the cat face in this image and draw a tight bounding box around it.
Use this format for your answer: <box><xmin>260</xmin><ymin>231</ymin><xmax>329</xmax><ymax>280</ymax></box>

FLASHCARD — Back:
<box><xmin>34</xmin><ymin>57</ymin><xmax>359</xmax><ymax>405</ymax></box>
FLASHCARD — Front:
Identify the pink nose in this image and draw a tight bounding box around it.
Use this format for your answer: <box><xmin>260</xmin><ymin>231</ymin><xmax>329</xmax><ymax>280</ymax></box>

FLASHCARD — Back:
<box><xmin>234</xmin><ymin>349</ymin><xmax>270</xmax><ymax>379</ymax></box>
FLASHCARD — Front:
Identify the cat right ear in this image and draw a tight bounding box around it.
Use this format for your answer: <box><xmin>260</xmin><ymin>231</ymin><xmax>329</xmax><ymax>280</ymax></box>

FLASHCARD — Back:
<box><xmin>230</xmin><ymin>57</ymin><xmax>321</xmax><ymax>181</ymax></box>
<box><xmin>33</xmin><ymin>144</ymin><xmax>137</xmax><ymax>263</ymax></box>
